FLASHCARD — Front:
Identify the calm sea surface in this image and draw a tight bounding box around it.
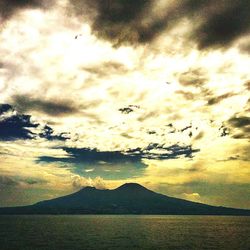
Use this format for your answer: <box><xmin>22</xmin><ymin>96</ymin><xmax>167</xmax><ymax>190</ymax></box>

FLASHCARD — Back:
<box><xmin>0</xmin><ymin>215</ymin><xmax>249</xmax><ymax>250</ymax></box>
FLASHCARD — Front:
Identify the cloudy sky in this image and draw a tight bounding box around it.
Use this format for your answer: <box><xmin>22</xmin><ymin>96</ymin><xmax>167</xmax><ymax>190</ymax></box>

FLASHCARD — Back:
<box><xmin>0</xmin><ymin>0</ymin><xmax>249</xmax><ymax>209</ymax></box>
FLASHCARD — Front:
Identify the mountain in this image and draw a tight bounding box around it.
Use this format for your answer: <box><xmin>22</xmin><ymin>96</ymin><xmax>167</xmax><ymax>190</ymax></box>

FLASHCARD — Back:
<box><xmin>0</xmin><ymin>183</ymin><xmax>250</xmax><ymax>215</ymax></box>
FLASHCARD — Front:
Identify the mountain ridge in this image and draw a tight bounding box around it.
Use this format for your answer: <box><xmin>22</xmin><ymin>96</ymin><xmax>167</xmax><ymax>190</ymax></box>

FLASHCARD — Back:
<box><xmin>0</xmin><ymin>183</ymin><xmax>249</xmax><ymax>215</ymax></box>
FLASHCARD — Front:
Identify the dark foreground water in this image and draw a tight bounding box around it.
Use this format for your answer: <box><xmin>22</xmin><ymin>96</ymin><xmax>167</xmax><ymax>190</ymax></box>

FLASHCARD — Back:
<box><xmin>0</xmin><ymin>215</ymin><xmax>249</xmax><ymax>250</ymax></box>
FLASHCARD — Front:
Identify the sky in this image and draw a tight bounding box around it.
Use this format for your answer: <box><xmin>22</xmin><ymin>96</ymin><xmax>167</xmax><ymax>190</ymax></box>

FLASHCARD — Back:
<box><xmin>0</xmin><ymin>0</ymin><xmax>249</xmax><ymax>209</ymax></box>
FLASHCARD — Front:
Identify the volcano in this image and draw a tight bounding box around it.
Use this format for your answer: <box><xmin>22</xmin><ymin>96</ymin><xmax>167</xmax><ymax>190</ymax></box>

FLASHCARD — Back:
<box><xmin>0</xmin><ymin>183</ymin><xmax>249</xmax><ymax>215</ymax></box>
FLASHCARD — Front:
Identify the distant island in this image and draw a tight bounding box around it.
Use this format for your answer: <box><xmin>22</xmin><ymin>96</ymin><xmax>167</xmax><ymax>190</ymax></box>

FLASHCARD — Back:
<box><xmin>0</xmin><ymin>183</ymin><xmax>249</xmax><ymax>215</ymax></box>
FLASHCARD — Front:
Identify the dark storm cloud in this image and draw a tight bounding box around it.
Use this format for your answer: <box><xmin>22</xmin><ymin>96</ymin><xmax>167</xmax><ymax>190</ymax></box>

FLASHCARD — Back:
<box><xmin>39</xmin><ymin>125</ymin><xmax>70</xmax><ymax>141</ymax></box>
<box><xmin>0</xmin><ymin>104</ymin><xmax>70</xmax><ymax>141</ymax></box>
<box><xmin>70</xmin><ymin>0</ymin><xmax>250</xmax><ymax>50</ymax></box>
<box><xmin>0</xmin><ymin>104</ymin><xmax>13</xmax><ymax>114</ymax></box>
<box><xmin>127</xmin><ymin>143</ymin><xmax>200</xmax><ymax>160</ymax></box>
<box><xmin>0</xmin><ymin>104</ymin><xmax>38</xmax><ymax>141</ymax></box>
<box><xmin>190</xmin><ymin>0</ymin><xmax>250</xmax><ymax>50</ymax></box>
<box><xmin>38</xmin><ymin>147</ymin><xmax>144</xmax><ymax>166</ymax></box>
<box><xmin>71</xmin><ymin>0</ymin><xmax>186</xmax><ymax>46</ymax></box>
<box><xmin>38</xmin><ymin>143</ymin><xmax>199</xmax><ymax>165</ymax></box>
<box><xmin>12</xmin><ymin>95</ymin><xmax>79</xmax><ymax>117</ymax></box>
<box><xmin>71</xmin><ymin>0</ymin><xmax>156</xmax><ymax>45</ymax></box>
<box><xmin>0</xmin><ymin>0</ymin><xmax>52</xmax><ymax>21</ymax></box>
<box><xmin>38</xmin><ymin>147</ymin><xmax>146</xmax><ymax>179</ymax></box>
<box><xmin>1</xmin><ymin>0</ymin><xmax>249</xmax><ymax>51</ymax></box>
<box><xmin>37</xmin><ymin>143</ymin><xmax>199</xmax><ymax>180</ymax></box>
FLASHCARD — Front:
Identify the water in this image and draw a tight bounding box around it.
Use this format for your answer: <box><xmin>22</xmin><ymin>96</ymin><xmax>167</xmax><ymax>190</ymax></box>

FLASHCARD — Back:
<box><xmin>0</xmin><ymin>215</ymin><xmax>249</xmax><ymax>250</ymax></box>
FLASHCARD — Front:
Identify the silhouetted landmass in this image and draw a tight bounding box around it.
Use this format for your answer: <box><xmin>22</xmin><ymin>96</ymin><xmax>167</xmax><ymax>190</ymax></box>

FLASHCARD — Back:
<box><xmin>0</xmin><ymin>183</ymin><xmax>249</xmax><ymax>215</ymax></box>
